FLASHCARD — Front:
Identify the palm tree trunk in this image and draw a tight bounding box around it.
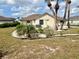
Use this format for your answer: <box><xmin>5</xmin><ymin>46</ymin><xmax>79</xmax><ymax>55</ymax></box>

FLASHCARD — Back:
<box><xmin>67</xmin><ymin>4</ymin><xmax>70</xmax><ymax>28</ymax></box>
<box><xmin>60</xmin><ymin>2</ymin><xmax>68</xmax><ymax>30</ymax></box>
<box><xmin>50</xmin><ymin>6</ymin><xmax>56</xmax><ymax>16</ymax></box>
<box><xmin>49</xmin><ymin>6</ymin><xmax>58</xmax><ymax>30</ymax></box>
<box><xmin>55</xmin><ymin>12</ymin><xmax>58</xmax><ymax>30</ymax></box>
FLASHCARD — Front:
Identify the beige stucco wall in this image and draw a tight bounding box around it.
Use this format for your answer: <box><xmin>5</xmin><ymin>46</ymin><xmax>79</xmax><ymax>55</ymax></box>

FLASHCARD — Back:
<box><xmin>21</xmin><ymin>21</ymin><xmax>27</xmax><ymax>25</ymax></box>
<box><xmin>22</xmin><ymin>21</ymin><xmax>33</xmax><ymax>25</ymax></box>
<box><xmin>32</xmin><ymin>15</ymin><xmax>56</xmax><ymax>30</ymax></box>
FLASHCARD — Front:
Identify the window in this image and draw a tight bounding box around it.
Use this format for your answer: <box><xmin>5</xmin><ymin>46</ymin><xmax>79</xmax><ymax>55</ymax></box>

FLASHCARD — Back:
<box><xmin>39</xmin><ymin>20</ymin><xmax>43</xmax><ymax>25</ymax></box>
<box><xmin>27</xmin><ymin>21</ymin><xmax>30</xmax><ymax>23</ymax></box>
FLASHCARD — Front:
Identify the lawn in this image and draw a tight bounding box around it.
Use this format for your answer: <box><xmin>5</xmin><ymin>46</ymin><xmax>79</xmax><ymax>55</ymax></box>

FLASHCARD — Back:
<box><xmin>0</xmin><ymin>27</ymin><xmax>79</xmax><ymax>59</ymax></box>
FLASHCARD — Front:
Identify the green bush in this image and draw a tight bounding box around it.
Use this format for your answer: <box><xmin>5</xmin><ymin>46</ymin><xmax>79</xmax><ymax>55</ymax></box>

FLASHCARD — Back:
<box><xmin>0</xmin><ymin>22</ymin><xmax>20</xmax><ymax>28</ymax></box>
<box><xmin>16</xmin><ymin>24</ymin><xmax>38</xmax><ymax>39</ymax></box>
<box><xmin>37</xmin><ymin>27</ymin><xmax>44</xmax><ymax>33</ymax></box>
<box><xmin>26</xmin><ymin>25</ymin><xmax>37</xmax><ymax>33</ymax></box>
<box><xmin>16</xmin><ymin>24</ymin><xmax>27</xmax><ymax>35</ymax></box>
<box><xmin>43</xmin><ymin>26</ymin><xmax>54</xmax><ymax>37</ymax></box>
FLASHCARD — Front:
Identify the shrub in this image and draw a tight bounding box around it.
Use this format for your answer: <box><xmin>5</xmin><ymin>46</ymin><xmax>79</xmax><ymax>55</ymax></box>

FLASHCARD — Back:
<box><xmin>16</xmin><ymin>24</ymin><xmax>38</xmax><ymax>39</ymax></box>
<box><xmin>27</xmin><ymin>24</ymin><xmax>38</xmax><ymax>38</ymax></box>
<box><xmin>37</xmin><ymin>27</ymin><xmax>44</xmax><ymax>33</ymax></box>
<box><xmin>43</xmin><ymin>26</ymin><xmax>54</xmax><ymax>37</ymax></box>
<box><xmin>26</xmin><ymin>25</ymin><xmax>37</xmax><ymax>33</ymax></box>
<box><xmin>16</xmin><ymin>24</ymin><xmax>27</xmax><ymax>35</ymax></box>
<box><xmin>0</xmin><ymin>22</ymin><xmax>20</xmax><ymax>28</ymax></box>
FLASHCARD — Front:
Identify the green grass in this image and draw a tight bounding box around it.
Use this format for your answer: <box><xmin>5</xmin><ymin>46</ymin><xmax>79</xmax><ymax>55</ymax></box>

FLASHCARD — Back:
<box><xmin>0</xmin><ymin>27</ymin><xmax>79</xmax><ymax>59</ymax></box>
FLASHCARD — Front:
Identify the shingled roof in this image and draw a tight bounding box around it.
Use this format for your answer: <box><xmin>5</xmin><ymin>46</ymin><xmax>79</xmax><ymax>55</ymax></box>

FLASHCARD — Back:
<box><xmin>21</xmin><ymin>13</ymin><xmax>61</xmax><ymax>21</ymax></box>
<box><xmin>22</xmin><ymin>14</ymin><xmax>42</xmax><ymax>21</ymax></box>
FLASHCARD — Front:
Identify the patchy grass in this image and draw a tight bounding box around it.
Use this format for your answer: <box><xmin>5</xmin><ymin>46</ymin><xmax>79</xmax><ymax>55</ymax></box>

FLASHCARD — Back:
<box><xmin>0</xmin><ymin>27</ymin><xmax>79</xmax><ymax>59</ymax></box>
<box><xmin>55</xmin><ymin>28</ymin><xmax>79</xmax><ymax>35</ymax></box>
<box><xmin>63</xmin><ymin>28</ymin><xmax>79</xmax><ymax>34</ymax></box>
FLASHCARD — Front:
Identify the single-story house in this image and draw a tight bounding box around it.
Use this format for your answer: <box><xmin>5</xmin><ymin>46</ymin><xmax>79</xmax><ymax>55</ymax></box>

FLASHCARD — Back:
<box><xmin>0</xmin><ymin>16</ymin><xmax>15</xmax><ymax>24</ymax></box>
<box><xmin>21</xmin><ymin>13</ymin><xmax>61</xmax><ymax>30</ymax></box>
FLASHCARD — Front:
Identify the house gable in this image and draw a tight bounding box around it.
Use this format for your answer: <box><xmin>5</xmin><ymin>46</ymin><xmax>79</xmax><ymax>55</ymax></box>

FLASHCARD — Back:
<box><xmin>33</xmin><ymin>13</ymin><xmax>56</xmax><ymax>29</ymax></box>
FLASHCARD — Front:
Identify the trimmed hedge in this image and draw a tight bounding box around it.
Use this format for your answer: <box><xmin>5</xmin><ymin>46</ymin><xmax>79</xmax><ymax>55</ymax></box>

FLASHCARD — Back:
<box><xmin>0</xmin><ymin>22</ymin><xmax>20</xmax><ymax>28</ymax></box>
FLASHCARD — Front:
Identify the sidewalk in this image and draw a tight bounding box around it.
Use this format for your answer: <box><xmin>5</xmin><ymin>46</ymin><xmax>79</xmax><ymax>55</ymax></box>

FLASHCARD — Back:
<box><xmin>55</xmin><ymin>34</ymin><xmax>79</xmax><ymax>36</ymax></box>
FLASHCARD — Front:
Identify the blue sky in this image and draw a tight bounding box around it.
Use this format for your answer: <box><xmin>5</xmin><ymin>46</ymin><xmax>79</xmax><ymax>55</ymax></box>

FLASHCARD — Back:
<box><xmin>0</xmin><ymin>0</ymin><xmax>79</xmax><ymax>18</ymax></box>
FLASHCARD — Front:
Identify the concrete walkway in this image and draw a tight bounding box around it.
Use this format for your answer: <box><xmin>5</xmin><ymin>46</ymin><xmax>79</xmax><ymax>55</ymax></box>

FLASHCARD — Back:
<box><xmin>64</xmin><ymin>34</ymin><xmax>79</xmax><ymax>36</ymax></box>
<box><xmin>12</xmin><ymin>30</ymin><xmax>27</xmax><ymax>39</ymax></box>
<box><xmin>55</xmin><ymin>34</ymin><xmax>79</xmax><ymax>36</ymax></box>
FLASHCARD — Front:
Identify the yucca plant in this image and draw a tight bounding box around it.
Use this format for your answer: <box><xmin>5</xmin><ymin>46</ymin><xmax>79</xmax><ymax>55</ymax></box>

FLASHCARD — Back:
<box><xmin>16</xmin><ymin>24</ymin><xmax>27</xmax><ymax>35</ymax></box>
<box><xmin>16</xmin><ymin>24</ymin><xmax>37</xmax><ymax>39</ymax></box>
<box><xmin>26</xmin><ymin>25</ymin><xmax>37</xmax><ymax>38</ymax></box>
<box><xmin>43</xmin><ymin>26</ymin><xmax>54</xmax><ymax>37</ymax></box>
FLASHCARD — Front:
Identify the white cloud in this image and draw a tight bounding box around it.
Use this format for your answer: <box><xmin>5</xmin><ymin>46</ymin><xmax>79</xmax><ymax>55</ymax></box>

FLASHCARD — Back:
<box><xmin>33</xmin><ymin>0</ymin><xmax>39</xmax><ymax>3</ymax></box>
<box><xmin>6</xmin><ymin>0</ymin><xmax>15</xmax><ymax>4</ymax></box>
<box><xmin>0</xmin><ymin>0</ymin><xmax>79</xmax><ymax>17</ymax></box>
<box><xmin>32</xmin><ymin>0</ymin><xmax>43</xmax><ymax>3</ymax></box>
<box><xmin>11</xmin><ymin>6</ymin><xmax>34</xmax><ymax>17</ymax></box>
<box><xmin>11</xmin><ymin>0</ymin><xmax>79</xmax><ymax>17</ymax></box>
<box><xmin>0</xmin><ymin>0</ymin><xmax>15</xmax><ymax>5</ymax></box>
<box><xmin>51</xmin><ymin>1</ymin><xmax>56</xmax><ymax>8</ymax></box>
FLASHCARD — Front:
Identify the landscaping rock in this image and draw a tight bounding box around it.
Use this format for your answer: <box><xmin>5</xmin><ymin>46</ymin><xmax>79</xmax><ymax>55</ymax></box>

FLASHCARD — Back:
<box><xmin>12</xmin><ymin>30</ymin><xmax>28</xmax><ymax>39</ymax></box>
<box><xmin>63</xmin><ymin>26</ymin><xmax>68</xmax><ymax>30</ymax></box>
<box><xmin>38</xmin><ymin>34</ymin><xmax>47</xmax><ymax>38</ymax></box>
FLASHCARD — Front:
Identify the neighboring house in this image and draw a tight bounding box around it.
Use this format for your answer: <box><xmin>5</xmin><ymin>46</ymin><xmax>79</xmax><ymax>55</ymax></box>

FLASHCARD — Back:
<box><xmin>21</xmin><ymin>13</ymin><xmax>60</xmax><ymax>30</ymax></box>
<box><xmin>0</xmin><ymin>16</ymin><xmax>15</xmax><ymax>24</ymax></box>
<box><xmin>69</xmin><ymin>16</ymin><xmax>79</xmax><ymax>26</ymax></box>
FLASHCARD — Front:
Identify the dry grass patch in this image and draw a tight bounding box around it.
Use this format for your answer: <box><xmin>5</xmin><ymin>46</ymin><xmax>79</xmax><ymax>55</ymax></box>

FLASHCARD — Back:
<box><xmin>0</xmin><ymin>28</ymin><xmax>79</xmax><ymax>59</ymax></box>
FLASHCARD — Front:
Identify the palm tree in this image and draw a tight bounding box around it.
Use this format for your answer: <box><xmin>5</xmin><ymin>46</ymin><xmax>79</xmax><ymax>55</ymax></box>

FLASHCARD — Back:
<box><xmin>67</xmin><ymin>0</ymin><xmax>71</xmax><ymax>28</ymax></box>
<box><xmin>45</xmin><ymin>0</ymin><xmax>71</xmax><ymax>30</ymax></box>
<box><xmin>54</xmin><ymin>0</ymin><xmax>59</xmax><ymax>30</ymax></box>
<box><xmin>60</xmin><ymin>0</ymin><xmax>68</xmax><ymax>30</ymax></box>
<box><xmin>45</xmin><ymin>0</ymin><xmax>56</xmax><ymax>16</ymax></box>
<box><xmin>60</xmin><ymin>0</ymin><xmax>71</xmax><ymax>29</ymax></box>
<box><xmin>45</xmin><ymin>0</ymin><xmax>60</xmax><ymax>30</ymax></box>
